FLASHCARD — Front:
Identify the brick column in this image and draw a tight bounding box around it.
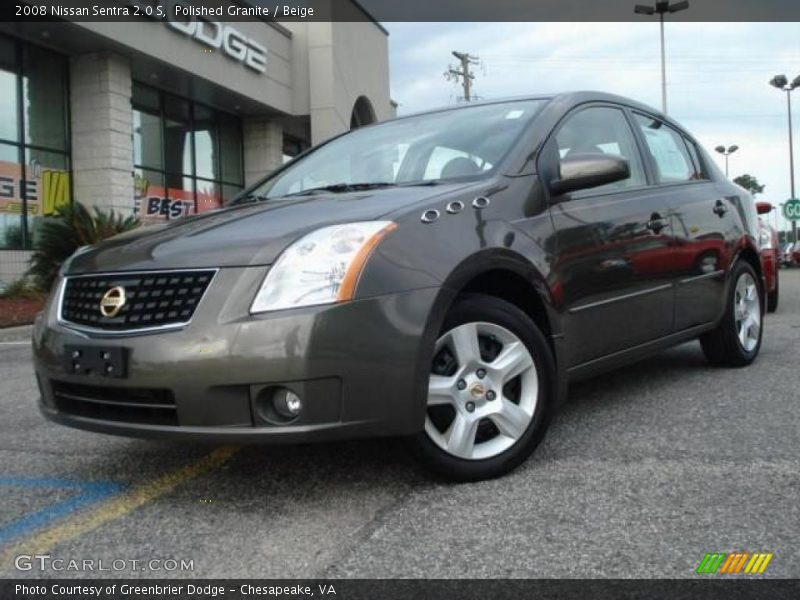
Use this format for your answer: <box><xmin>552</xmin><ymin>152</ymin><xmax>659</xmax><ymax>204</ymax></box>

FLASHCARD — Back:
<box><xmin>243</xmin><ymin>118</ymin><xmax>284</xmax><ymax>187</ymax></box>
<box><xmin>69</xmin><ymin>53</ymin><xmax>134</xmax><ymax>215</ymax></box>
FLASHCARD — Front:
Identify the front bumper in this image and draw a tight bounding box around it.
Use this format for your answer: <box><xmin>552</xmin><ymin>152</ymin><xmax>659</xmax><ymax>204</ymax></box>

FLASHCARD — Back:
<box><xmin>33</xmin><ymin>266</ymin><xmax>441</xmax><ymax>443</ymax></box>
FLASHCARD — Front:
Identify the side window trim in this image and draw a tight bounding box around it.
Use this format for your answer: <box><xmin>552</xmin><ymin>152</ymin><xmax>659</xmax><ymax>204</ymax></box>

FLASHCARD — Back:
<box><xmin>621</xmin><ymin>107</ymin><xmax>657</xmax><ymax>186</ymax></box>
<box><xmin>681</xmin><ymin>135</ymin><xmax>710</xmax><ymax>181</ymax></box>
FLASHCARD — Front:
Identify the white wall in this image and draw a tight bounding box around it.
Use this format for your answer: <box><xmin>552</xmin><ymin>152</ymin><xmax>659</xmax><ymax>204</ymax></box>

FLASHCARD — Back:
<box><xmin>0</xmin><ymin>250</ymin><xmax>32</xmax><ymax>287</ymax></box>
<box><xmin>286</xmin><ymin>20</ymin><xmax>393</xmax><ymax>145</ymax></box>
<box><xmin>70</xmin><ymin>52</ymin><xmax>134</xmax><ymax>215</ymax></box>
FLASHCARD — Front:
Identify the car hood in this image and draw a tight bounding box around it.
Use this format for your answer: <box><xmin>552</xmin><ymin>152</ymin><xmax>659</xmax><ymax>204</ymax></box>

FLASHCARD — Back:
<box><xmin>66</xmin><ymin>184</ymin><xmax>466</xmax><ymax>274</ymax></box>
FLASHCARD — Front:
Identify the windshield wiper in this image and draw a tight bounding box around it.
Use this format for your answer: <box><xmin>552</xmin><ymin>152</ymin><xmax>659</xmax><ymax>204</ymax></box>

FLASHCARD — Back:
<box><xmin>285</xmin><ymin>180</ymin><xmax>447</xmax><ymax>197</ymax></box>
<box><xmin>285</xmin><ymin>182</ymin><xmax>399</xmax><ymax>197</ymax></box>
<box><xmin>239</xmin><ymin>180</ymin><xmax>444</xmax><ymax>203</ymax></box>
<box><xmin>399</xmin><ymin>180</ymin><xmax>443</xmax><ymax>187</ymax></box>
<box><xmin>230</xmin><ymin>192</ymin><xmax>269</xmax><ymax>205</ymax></box>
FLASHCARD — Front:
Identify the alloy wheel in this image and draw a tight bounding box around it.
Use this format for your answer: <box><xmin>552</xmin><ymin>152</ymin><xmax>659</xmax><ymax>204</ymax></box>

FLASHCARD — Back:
<box><xmin>734</xmin><ymin>272</ymin><xmax>761</xmax><ymax>352</ymax></box>
<box><xmin>425</xmin><ymin>321</ymin><xmax>538</xmax><ymax>460</ymax></box>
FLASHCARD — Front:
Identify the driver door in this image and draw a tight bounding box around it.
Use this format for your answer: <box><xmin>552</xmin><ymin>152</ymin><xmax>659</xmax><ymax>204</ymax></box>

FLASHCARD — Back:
<box><xmin>544</xmin><ymin>105</ymin><xmax>675</xmax><ymax>366</ymax></box>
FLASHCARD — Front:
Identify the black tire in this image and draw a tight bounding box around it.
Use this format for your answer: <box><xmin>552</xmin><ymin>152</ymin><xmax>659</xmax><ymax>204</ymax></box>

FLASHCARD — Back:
<box><xmin>407</xmin><ymin>294</ymin><xmax>556</xmax><ymax>482</ymax></box>
<box><xmin>700</xmin><ymin>261</ymin><xmax>763</xmax><ymax>367</ymax></box>
<box><xmin>767</xmin><ymin>271</ymin><xmax>779</xmax><ymax>313</ymax></box>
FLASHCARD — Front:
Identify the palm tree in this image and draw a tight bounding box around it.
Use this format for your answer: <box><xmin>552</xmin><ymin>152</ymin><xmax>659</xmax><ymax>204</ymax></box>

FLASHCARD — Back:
<box><xmin>28</xmin><ymin>202</ymin><xmax>139</xmax><ymax>291</ymax></box>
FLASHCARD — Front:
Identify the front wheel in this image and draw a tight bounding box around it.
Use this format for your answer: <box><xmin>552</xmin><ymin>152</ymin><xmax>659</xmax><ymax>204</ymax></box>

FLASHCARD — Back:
<box><xmin>408</xmin><ymin>294</ymin><xmax>555</xmax><ymax>482</ymax></box>
<box><xmin>700</xmin><ymin>261</ymin><xmax>763</xmax><ymax>367</ymax></box>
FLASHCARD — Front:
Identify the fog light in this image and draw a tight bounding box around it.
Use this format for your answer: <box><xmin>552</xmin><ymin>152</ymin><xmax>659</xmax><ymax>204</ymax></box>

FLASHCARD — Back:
<box><xmin>273</xmin><ymin>388</ymin><xmax>303</xmax><ymax>419</ymax></box>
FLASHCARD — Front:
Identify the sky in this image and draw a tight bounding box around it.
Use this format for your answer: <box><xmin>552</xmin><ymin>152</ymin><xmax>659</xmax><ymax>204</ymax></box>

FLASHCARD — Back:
<box><xmin>384</xmin><ymin>21</ymin><xmax>800</xmax><ymax>235</ymax></box>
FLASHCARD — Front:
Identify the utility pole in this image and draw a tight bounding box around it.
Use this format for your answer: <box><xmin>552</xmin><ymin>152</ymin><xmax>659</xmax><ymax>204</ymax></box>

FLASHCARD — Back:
<box><xmin>634</xmin><ymin>1</ymin><xmax>690</xmax><ymax>114</ymax></box>
<box><xmin>770</xmin><ymin>74</ymin><xmax>800</xmax><ymax>244</ymax></box>
<box><xmin>445</xmin><ymin>51</ymin><xmax>480</xmax><ymax>102</ymax></box>
<box><xmin>659</xmin><ymin>10</ymin><xmax>667</xmax><ymax>113</ymax></box>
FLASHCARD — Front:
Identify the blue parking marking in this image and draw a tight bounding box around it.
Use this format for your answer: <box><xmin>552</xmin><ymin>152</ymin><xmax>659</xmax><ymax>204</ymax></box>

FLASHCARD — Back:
<box><xmin>0</xmin><ymin>476</ymin><xmax>122</xmax><ymax>546</ymax></box>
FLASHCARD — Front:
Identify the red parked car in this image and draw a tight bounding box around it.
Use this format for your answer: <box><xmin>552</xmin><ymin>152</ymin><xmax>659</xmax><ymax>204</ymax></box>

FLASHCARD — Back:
<box><xmin>756</xmin><ymin>202</ymin><xmax>779</xmax><ymax>312</ymax></box>
<box><xmin>792</xmin><ymin>241</ymin><xmax>800</xmax><ymax>266</ymax></box>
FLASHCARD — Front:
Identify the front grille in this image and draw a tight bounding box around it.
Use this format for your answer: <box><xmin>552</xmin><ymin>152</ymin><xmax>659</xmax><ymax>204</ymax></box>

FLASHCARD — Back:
<box><xmin>61</xmin><ymin>270</ymin><xmax>215</xmax><ymax>331</ymax></box>
<box><xmin>52</xmin><ymin>381</ymin><xmax>177</xmax><ymax>426</ymax></box>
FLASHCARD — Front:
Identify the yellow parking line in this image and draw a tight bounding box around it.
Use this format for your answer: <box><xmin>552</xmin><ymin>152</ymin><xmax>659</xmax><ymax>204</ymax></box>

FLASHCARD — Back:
<box><xmin>0</xmin><ymin>445</ymin><xmax>238</xmax><ymax>566</ymax></box>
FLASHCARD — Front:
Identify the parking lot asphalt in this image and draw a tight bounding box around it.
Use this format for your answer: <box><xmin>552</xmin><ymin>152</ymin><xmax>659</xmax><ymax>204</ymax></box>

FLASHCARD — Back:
<box><xmin>1</xmin><ymin>272</ymin><xmax>798</xmax><ymax>580</ymax></box>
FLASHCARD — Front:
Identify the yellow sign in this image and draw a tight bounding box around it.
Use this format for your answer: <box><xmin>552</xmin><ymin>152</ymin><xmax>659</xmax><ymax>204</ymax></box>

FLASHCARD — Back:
<box><xmin>0</xmin><ymin>160</ymin><xmax>71</xmax><ymax>216</ymax></box>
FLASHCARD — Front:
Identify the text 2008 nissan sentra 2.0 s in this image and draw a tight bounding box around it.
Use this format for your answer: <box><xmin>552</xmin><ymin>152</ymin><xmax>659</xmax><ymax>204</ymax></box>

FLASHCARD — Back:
<box><xmin>33</xmin><ymin>92</ymin><xmax>764</xmax><ymax>481</ymax></box>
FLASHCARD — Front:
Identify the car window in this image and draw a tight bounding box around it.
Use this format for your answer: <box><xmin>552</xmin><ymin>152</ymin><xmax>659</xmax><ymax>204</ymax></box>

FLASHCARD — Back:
<box><xmin>423</xmin><ymin>146</ymin><xmax>493</xmax><ymax>180</ymax></box>
<box><xmin>555</xmin><ymin>106</ymin><xmax>646</xmax><ymax>193</ymax></box>
<box><xmin>244</xmin><ymin>99</ymin><xmax>547</xmax><ymax>200</ymax></box>
<box><xmin>634</xmin><ymin>114</ymin><xmax>697</xmax><ymax>183</ymax></box>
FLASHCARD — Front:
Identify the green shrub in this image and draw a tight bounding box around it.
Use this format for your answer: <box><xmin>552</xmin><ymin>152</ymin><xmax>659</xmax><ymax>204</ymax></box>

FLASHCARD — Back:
<box><xmin>0</xmin><ymin>276</ymin><xmax>41</xmax><ymax>299</ymax></box>
<box><xmin>28</xmin><ymin>202</ymin><xmax>139</xmax><ymax>291</ymax></box>
<box><xmin>3</xmin><ymin>223</ymin><xmax>23</xmax><ymax>249</ymax></box>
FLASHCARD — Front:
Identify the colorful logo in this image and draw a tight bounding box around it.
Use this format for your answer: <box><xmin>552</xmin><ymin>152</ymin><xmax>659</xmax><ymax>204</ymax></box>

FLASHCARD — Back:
<box><xmin>696</xmin><ymin>552</ymin><xmax>773</xmax><ymax>575</ymax></box>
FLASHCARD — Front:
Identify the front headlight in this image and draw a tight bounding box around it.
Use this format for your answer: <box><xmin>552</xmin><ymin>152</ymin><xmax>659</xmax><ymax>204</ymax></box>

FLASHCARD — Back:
<box><xmin>250</xmin><ymin>221</ymin><xmax>397</xmax><ymax>313</ymax></box>
<box><xmin>758</xmin><ymin>220</ymin><xmax>773</xmax><ymax>250</ymax></box>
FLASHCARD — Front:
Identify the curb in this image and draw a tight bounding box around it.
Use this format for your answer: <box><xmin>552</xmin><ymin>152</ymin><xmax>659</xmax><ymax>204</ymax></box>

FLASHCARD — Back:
<box><xmin>0</xmin><ymin>324</ymin><xmax>33</xmax><ymax>342</ymax></box>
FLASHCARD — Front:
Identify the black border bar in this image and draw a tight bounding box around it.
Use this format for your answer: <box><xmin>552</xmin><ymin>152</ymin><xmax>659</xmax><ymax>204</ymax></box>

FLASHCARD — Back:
<box><xmin>3</xmin><ymin>579</ymin><xmax>800</xmax><ymax>600</ymax></box>
<box><xmin>5</xmin><ymin>0</ymin><xmax>800</xmax><ymax>22</ymax></box>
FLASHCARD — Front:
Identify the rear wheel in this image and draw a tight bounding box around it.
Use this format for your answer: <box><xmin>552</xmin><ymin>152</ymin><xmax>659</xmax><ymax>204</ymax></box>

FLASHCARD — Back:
<box><xmin>408</xmin><ymin>294</ymin><xmax>554</xmax><ymax>481</ymax></box>
<box><xmin>700</xmin><ymin>261</ymin><xmax>763</xmax><ymax>367</ymax></box>
<box><xmin>767</xmin><ymin>271</ymin><xmax>779</xmax><ymax>313</ymax></box>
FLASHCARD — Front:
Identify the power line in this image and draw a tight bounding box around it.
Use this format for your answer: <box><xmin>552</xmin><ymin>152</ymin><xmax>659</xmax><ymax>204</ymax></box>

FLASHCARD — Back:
<box><xmin>481</xmin><ymin>53</ymin><xmax>800</xmax><ymax>61</ymax></box>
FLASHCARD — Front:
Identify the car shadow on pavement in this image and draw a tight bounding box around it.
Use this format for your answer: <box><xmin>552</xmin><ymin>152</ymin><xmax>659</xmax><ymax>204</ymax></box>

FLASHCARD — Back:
<box><xmin>561</xmin><ymin>340</ymin><xmax>710</xmax><ymax>415</ymax></box>
<box><xmin>101</xmin><ymin>434</ymin><xmax>429</xmax><ymax>491</ymax></box>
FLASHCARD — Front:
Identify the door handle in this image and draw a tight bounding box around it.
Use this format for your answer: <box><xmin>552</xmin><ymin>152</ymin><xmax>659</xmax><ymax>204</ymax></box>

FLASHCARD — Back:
<box><xmin>646</xmin><ymin>212</ymin><xmax>667</xmax><ymax>234</ymax></box>
<box><xmin>599</xmin><ymin>258</ymin><xmax>631</xmax><ymax>270</ymax></box>
<box><xmin>713</xmin><ymin>199</ymin><xmax>728</xmax><ymax>217</ymax></box>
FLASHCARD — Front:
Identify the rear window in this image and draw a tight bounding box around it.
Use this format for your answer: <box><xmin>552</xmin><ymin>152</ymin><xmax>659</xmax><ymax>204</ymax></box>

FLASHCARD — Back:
<box><xmin>634</xmin><ymin>114</ymin><xmax>697</xmax><ymax>183</ymax></box>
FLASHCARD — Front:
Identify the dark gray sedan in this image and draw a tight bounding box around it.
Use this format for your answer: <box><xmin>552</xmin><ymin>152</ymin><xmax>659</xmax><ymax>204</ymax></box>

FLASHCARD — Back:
<box><xmin>33</xmin><ymin>92</ymin><xmax>763</xmax><ymax>480</ymax></box>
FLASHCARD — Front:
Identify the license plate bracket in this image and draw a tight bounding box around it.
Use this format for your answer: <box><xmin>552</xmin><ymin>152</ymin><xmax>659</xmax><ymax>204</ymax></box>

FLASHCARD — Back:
<box><xmin>64</xmin><ymin>345</ymin><xmax>128</xmax><ymax>379</ymax></box>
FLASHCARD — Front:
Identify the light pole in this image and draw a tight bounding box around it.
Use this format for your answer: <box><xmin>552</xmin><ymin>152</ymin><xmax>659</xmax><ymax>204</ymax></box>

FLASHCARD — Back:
<box><xmin>634</xmin><ymin>1</ymin><xmax>689</xmax><ymax>115</ymax></box>
<box><xmin>714</xmin><ymin>144</ymin><xmax>738</xmax><ymax>177</ymax></box>
<box><xmin>770</xmin><ymin>74</ymin><xmax>800</xmax><ymax>244</ymax></box>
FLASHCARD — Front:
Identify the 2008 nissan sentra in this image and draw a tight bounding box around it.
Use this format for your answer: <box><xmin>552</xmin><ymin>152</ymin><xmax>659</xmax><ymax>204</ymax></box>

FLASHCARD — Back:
<box><xmin>32</xmin><ymin>92</ymin><xmax>763</xmax><ymax>481</ymax></box>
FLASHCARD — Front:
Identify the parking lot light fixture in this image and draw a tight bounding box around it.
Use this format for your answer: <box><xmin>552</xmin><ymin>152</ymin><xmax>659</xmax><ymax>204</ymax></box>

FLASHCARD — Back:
<box><xmin>714</xmin><ymin>144</ymin><xmax>739</xmax><ymax>177</ymax></box>
<box><xmin>770</xmin><ymin>73</ymin><xmax>800</xmax><ymax>243</ymax></box>
<box><xmin>633</xmin><ymin>1</ymin><xmax>690</xmax><ymax>114</ymax></box>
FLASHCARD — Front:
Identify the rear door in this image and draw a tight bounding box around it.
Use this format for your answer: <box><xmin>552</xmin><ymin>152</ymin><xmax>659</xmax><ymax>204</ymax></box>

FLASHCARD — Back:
<box><xmin>542</xmin><ymin>104</ymin><xmax>675</xmax><ymax>367</ymax></box>
<box><xmin>630</xmin><ymin>113</ymin><xmax>736</xmax><ymax>330</ymax></box>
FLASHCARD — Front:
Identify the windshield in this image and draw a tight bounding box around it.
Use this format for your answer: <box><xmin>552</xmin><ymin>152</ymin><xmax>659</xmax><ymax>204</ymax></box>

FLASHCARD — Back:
<box><xmin>238</xmin><ymin>99</ymin><xmax>547</xmax><ymax>201</ymax></box>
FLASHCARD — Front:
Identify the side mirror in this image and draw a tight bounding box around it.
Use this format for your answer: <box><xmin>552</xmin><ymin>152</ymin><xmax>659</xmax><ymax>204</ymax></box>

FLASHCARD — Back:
<box><xmin>549</xmin><ymin>153</ymin><xmax>630</xmax><ymax>196</ymax></box>
<box><xmin>755</xmin><ymin>201</ymin><xmax>773</xmax><ymax>215</ymax></box>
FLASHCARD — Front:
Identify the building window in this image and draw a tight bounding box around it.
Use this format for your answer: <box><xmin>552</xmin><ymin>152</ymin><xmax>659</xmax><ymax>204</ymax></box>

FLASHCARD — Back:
<box><xmin>350</xmin><ymin>96</ymin><xmax>376</xmax><ymax>130</ymax></box>
<box><xmin>282</xmin><ymin>134</ymin><xmax>309</xmax><ymax>164</ymax></box>
<box><xmin>0</xmin><ymin>36</ymin><xmax>70</xmax><ymax>250</ymax></box>
<box><xmin>132</xmin><ymin>82</ymin><xmax>244</xmax><ymax>221</ymax></box>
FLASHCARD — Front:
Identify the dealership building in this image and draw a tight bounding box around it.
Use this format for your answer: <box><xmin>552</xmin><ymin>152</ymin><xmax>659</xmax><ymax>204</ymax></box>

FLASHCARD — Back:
<box><xmin>0</xmin><ymin>5</ymin><xmax>393</xmax><ymax>285</ymax></box>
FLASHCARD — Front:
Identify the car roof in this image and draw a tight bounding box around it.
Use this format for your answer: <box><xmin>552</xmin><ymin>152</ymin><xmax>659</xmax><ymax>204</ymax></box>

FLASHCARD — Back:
<box><xmin>398</xmin><ymin>91</ymin><xmax>657</xmax><ymax>115</ymax></box>
<box><xmin>390</xmin><ymin>91</ymin><xmax>684</xmax><ymax>133</ymax></box>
